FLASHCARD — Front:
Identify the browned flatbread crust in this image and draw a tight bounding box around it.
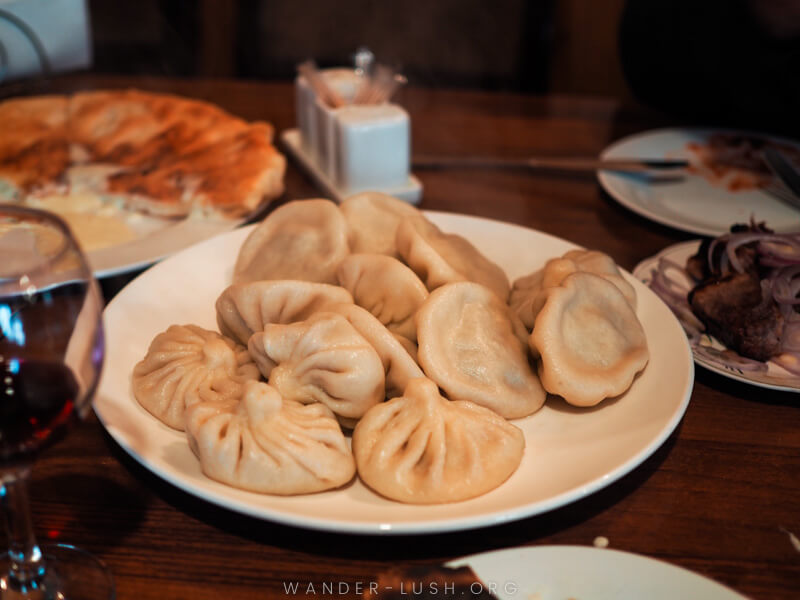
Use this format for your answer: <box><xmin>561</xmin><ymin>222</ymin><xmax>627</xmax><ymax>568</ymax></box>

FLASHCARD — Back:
<box><xmin>0</xmin><ymin>90</ymin><xmax>285</xmax><ymax>217</ymax></box>
<box><xmin>0</xmin><ymin>95</ymin><xmax>70</xmax><ymax>191</ymax></box>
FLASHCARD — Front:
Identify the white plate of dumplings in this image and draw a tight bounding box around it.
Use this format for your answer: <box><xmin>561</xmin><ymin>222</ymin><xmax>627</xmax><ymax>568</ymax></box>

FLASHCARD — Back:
<box><xmin>95</xmin><ymin>210</ymin><xmax>694</xmax><ymax>534</ymax></box>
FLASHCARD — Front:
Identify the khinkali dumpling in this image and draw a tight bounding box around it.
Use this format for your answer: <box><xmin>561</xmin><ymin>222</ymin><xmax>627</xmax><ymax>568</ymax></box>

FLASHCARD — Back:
<box><xmin>339</xmin><ymin>191</ymin><xmax>422</xmax><ymax>257</ymax></box>
<box><xmin>247</xmin><ymin>312</ymin><xmax>385</xmax><ymax>422</ymax></box>
<box><xmin>563</xmin><ymin>250</ymin><xmax>636</xmax><ymax>308</ymax></box>
<box><xmin>395</xmin><ymin>216</ymin><xmax>510</xmax><ymax>301</ymax></box>
<box><xmin>393</xmin><ymin>333</ymin><xmax>419</xmax><ymax>363</ymax></box>
<box><xmin>530</xmin><ymin>272</ymin><xmax>649</xmax><ymax>407</ymax></box>
<box><xmin>234</xmin><ymin>199</ymin><xmax>349</xmax><ymax>284</ymax></box>
<box><xmin>352</xmin><ymin>377</ymin><xmax>525</xmax><ymax>504</ymax></box>
<box><xmin>132</xmin><ymin>324</ymin><xmax>260</xmax><ymax>430</ymax></box>
<box><xmin>511</xmin><ymin>249</ymin><xmax>637</xmax><ymax>330</ymax></box>
<box><xmin>328</xmin><ymin>302</ymin><xmax>424</xmax><ymax>399</ymax></box>
<box><xmin>336</xmin><ymin>253</ymin><xmax>428</xmax><ymax>341</ymax></box>
<box><xmin>186</xmin><ymin>381</ymin><xmax>355</xmax><ymax>494</ymax></box>
<box><xmin>416</xmin><ymin>282</ymin><xmax>545</xmax><ymax>419</ymax></box>
<box><xmin>216</xmin><ymin>280</ymin><xmax>353</xmax><ymax>345</ymax></box>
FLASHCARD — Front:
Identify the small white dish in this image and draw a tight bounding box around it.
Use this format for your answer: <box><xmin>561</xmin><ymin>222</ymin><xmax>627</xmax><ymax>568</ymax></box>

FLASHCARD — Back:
<box><xmin>291</xmin><ymin>68</ymin><xmax>423</xmax><ymax>204</ymax></box>
<box><xmin>448</xmin><ymin>546</ymin><xmax>746</xmax><ymax>600</ymax></box>
<box><xmin>599</xmin><ymin>127</ymin><xmax>800</xmax><ymax>236</ymax></box>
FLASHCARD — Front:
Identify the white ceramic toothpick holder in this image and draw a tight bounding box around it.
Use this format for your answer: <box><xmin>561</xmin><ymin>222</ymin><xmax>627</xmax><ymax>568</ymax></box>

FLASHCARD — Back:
<box><xmin>283</xmin><ymin>68</ymin><xmax>422</xmax><ymax>204</ymax></box>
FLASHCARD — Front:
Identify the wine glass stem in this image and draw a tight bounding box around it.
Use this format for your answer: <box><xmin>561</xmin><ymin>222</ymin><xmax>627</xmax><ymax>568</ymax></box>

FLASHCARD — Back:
<box><xmin>1</xmin><ymin>467</ymin><xmax>46</xmax><ymax>590</ymax></box>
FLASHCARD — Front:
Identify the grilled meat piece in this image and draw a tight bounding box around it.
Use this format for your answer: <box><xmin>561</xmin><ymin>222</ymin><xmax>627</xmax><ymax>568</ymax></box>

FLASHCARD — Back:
<box><xmin>689</xmin><ymin>271</ymin><xmax>783</xmax><ymax>361</ymax></box>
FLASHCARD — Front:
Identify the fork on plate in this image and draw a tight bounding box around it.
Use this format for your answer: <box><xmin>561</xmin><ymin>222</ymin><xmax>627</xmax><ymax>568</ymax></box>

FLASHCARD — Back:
<box><xmin>763</xmin><ymin>147</ymin><xmax>800</xmax><ymax>211</ymax></box>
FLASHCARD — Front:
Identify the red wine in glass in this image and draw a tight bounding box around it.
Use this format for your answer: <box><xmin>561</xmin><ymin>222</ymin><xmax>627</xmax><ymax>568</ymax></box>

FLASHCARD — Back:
<box><xmin>0</xmin><ymin>206</ymin><xmax>113</xmax><ymax>599</ymax></box>
<box><xmin>1</xmin><ymin>281</ymin><xmax>96</xmax><ymax>467</ymax></box>
<box><xmin>0</xmin><ymin>358</ymin><xmax>79</xmax><ymax>466</ymax></box>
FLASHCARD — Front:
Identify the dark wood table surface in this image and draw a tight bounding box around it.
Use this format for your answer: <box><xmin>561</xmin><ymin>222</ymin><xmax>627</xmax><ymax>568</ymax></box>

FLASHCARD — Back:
<box><xmin>10</xmin><ymin>75</ymin><xmax>799</xmax><ymax>600</ymax></box>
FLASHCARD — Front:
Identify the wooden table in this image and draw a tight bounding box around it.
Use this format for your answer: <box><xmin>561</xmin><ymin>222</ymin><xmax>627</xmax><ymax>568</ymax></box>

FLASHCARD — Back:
<box><xmin>12</xmin><ymin>76</ymin><xmax>800</xmax><ymax>600</ymax></box>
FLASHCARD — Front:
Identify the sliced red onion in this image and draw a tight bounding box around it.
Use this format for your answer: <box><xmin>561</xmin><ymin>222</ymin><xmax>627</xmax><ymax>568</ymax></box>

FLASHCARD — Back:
<box><xmin>646</xmin><ymin>259</ymin><xmax>705</xmax><ymax>336</ymax></box>
<box><xmin>758</xmin><ymin>239</ymin><xmax>800</xmax><ymax>263</ymax></box>
<box><xmin>649</xmin><ymin>264</ymin><xmax>690</xmax><ymax>303</ymax></box>
<box><xmin>707</xmin><ymin>236</ymin><xmax>725</xmax><ymax>273</ymax></box>
<box><xmin>771</xmin><ymin>265</ymin><xmax>800</xmax><ymax>305</ymax></box>
<box><xmin>759</xmin><ymin>255</ymin><xmax>800</xmax><ymax>268</ymax></box>
<box><xmin>718</xmin><ymin>250</ymin><xmax>730</xmax><ymax>274</ymax></box>
<box><xmin>657</xmin><ymin>256</ymin><xmax>691</xmax><ymax>275</ymax></box>
<box><xmin>706</xmin><ymin>230</ymin><xmax>800</xmax><ymax>275</ymax></box>
<box><xmin>725</xmin><ymin>232</ymin><xmax>773</xmax><ymax>273</ymax></box>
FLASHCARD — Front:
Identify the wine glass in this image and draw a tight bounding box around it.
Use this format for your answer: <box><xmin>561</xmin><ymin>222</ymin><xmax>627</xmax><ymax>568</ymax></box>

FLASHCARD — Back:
<box><xmin>0</xmin><ymin>205</ymin><xmax>114</xmax><ymax>599</ymax></box>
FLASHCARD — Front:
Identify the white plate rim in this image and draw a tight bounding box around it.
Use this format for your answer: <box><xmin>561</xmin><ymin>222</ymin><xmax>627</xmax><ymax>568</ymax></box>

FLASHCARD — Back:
<box><xmin>633</xmin><ymin>240</ymin><xmax>800</xmax><ymax>392</ymax></box>
<box><xmin>446</xmin><ymin>545</ymin><xmax>747</xmax><ymax>599</ymax></box>
<box><xmin>598</xmin><ymin>127</ymin><xmax>800</xmax><ymax>237</ymax></box>
<box><xmin>95</xmin><ymin>210</ymin><xmax>695</xmax><ymax>534</ymax></box>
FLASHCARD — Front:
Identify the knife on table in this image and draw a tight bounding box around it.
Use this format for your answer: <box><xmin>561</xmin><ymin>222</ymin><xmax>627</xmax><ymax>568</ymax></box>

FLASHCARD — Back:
<box><xmin>411</xmin><ymin>155</ymin><xmax>689</xmax><ymax>174</ymax></box>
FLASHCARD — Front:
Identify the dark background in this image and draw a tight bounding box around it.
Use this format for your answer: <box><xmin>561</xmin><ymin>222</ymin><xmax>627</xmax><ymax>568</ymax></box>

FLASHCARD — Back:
<box><xmin>4</xmin><ymin>0</ymin><xmax>798</xmax><ymax>136</ymax></box>
<box><xmin>87</xmin><ymin>0</ymin><xmax>631</xmax><ymax>97</ymax></box>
